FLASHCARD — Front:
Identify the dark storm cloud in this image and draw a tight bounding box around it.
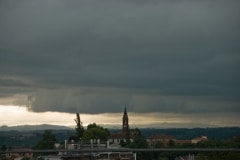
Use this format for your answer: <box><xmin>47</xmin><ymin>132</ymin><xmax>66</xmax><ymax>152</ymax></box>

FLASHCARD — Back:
<box><xmin>0</xmin><ymin>0</ymin><xmax>239</xmax><ymax>114</ymax></box>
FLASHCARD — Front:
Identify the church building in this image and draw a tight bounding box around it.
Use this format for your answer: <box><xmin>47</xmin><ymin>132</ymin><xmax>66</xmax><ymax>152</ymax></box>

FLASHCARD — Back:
<box><xmin>122</xmin><ymin>106</ymin><xmax>129</xmax><ymax>136</ymax></box>
<box><xmin>108</xmin><ymin>106</ymin><xmax>130</xmax><ymax>146</ymax></box>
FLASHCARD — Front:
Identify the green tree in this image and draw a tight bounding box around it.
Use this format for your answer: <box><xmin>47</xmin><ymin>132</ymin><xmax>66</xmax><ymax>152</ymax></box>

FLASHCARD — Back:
<box><xmin>82</xmin><ymin>123</ymin><xmax>109</xmax><ymax>141</ymax></box>
<box><xmin>1</xmin><ymin>145</ymin><xmax>7</xmax><ymax>151</ymax></box>
<box><xmin>168</xmin><ymin>139</ymin><xmax>175</xmax><ymax>147</ymax></box>
<box><xmin>129</xmin><ymin>129</ymin><xmax>151</xmax><ymax>160</ymax></box>
<box><xmin>20</xmin><ymin>158</ymin><xmax>31</xmax><ymax>160</ymax></box>
<box><xmin>155</xmin><ymin>141</ymin><xmax>163</xmax><ymax>148</ymax></box>
<box><xmin>129</xmin><ymin>136</ymin><xmax>148</xmax><ymax>148</ymax></box>
<box><xmin>232</xmin><ymin>135</ymin><xmax>240</xmax><ymax>148</ymax></box>
<box><xmin>35</xmin><ymin>130</ymin><xmax>56</xmax><ymax>149</ymax></box>
<box><xmin>75</xmin><ymin>113</ymin><xmax>85</xmax><ymax>141</ymax></box>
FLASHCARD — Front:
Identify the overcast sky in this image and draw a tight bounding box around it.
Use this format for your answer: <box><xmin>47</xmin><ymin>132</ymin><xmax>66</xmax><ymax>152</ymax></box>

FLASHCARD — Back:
<box><xmin>0</xmin><ymin>0</ymin><xmax>239</xmax><ymax>127</ymax></box>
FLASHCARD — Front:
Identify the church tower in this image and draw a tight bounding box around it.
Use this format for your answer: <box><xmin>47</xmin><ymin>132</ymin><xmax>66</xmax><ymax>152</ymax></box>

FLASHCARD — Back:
<box><xmin>122</xmin><ymin>106</ymin><xmax>129</xmax><ymax>135</ymax></box>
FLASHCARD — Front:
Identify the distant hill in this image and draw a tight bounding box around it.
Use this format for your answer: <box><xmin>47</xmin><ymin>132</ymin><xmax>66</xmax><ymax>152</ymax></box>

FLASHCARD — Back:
<box><xmin>109</xmin><ymin>127</ymin><xmax>240</xmax><ymax>140</ymax></box>
<box><xmin>0</xmin><ymin>124</ymin><xmax>72</xmax><ymax>131</ymax></box>
<box><xmin>141</xmin><ymin>127</ymin><xmax>240</xmax><ymax>140</ymax></box>
<box><xmin>0</xmin><ymin>128</ymin><xmax>75</xmax><ymax>147</ymax></box>
<box><xmin>0</xmin><ymin>126</ymin><xmax>239</xmax><ymax>148</ymax></box>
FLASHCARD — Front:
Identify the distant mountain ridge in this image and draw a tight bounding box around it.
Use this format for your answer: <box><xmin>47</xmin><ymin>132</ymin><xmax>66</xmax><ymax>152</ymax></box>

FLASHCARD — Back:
<box><xmin>0</xmin><ymin>124</ymin><xmax>72</xmax><ymax>131</ymax></box>
<box><xmin>0</xmin><ymin>123</ymin><xmax>237</xmax><ymax>131</ymax></box>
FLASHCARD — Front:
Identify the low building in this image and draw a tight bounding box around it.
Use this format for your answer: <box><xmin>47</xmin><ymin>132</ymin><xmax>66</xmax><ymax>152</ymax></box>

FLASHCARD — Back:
<box><xmin>147</xmin><ymin>134</ymin><xmax>176</xmax><ymax>147</ymax></box>
<box><xmin>174</xmin><ymin>140</ymin><xmax>192</xmax><ymax>145</ymax></box>
<box><xmin>108</xmin><ymin>133</ymin><xmax>126</xmax><ymax>148</ymax></box>
<box><xmin>191</xmin><ymin>136</ymin><xmax>207</xmax><ymax>144</ymax></box>
<box><xmin>147</xmin><ymin>134</ymin><xmax>194</xmax><ymax>147</ymax></box>
<box><xmin>6</xmin><ymin>148</ymin><xmax>33</xmax><ymax>160</ymax></box>
<box><xmin>63</xmin><ymin>139</ymin><xmax>136</xmax><ymax>160</ymax></box>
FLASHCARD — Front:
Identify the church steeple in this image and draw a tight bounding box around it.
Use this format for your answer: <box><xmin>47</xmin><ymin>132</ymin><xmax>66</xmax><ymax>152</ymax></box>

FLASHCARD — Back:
<box><xmin>122</xmin><ymin>105</ymin><xmax>129</xmax><ymax>135</ymax></box>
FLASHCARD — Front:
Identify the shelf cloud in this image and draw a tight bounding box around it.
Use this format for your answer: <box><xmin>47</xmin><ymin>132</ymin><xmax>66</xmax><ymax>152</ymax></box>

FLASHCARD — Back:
<box><xmin>0</xmin><ymin>0</ymin><xmax>239</xmax><ymax>122</ymax></box>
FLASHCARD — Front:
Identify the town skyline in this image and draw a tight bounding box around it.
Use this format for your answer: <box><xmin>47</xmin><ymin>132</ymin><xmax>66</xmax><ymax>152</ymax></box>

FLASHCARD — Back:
<box><xmin>0</xmin><ymin>1</ymin><xmax>239</xmax><ymax>128</ymax></box>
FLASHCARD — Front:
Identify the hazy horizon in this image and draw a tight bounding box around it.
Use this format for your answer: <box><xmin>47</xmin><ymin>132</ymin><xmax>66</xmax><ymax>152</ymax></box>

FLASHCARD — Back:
<box><xmin>1</xmin><ymin>105</ymin><xmax>239</xmax><ymax>128</ymax></box>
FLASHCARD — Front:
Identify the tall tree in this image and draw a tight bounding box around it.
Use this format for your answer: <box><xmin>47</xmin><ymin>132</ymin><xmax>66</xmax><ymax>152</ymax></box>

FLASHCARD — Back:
<box><xmin>129</xmin><ymin>136</ymin><xmax>148</xmax><ymax>148</ymax></box>
<box><xmin>82</xmin><ymin>123</ymin><xmax>110</xmax><ymax>141</ymax></box>
<box><xmin>129</xmin><ymin>129</ymin><xmax>148</xmax><ymax>148</ymax></box>
<box><xmin>35</xmin><ymin>130</ymin><xmax>56</xmax><ymax>149</ymax></box>
<box><xmin>75</xmin><ymin>113</ymin><xmax>85</xmax><ymax>141</ymax></box>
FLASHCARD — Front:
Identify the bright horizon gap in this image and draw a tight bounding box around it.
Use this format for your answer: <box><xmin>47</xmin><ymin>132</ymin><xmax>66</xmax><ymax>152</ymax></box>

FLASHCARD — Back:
<box><xmin>0</xmin><ymin>105</ymin><xmax>240</xmax><ymax>128</ymax></box>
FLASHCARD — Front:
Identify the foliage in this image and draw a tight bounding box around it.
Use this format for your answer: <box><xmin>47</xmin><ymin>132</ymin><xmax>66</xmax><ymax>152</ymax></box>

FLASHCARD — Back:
<box><xmin>20</xmin><ymin>158</ymin><xmax>31</xmax><ymax>160</ymax></box>
<box><xmin>35</xmin><ymin>130</ymin><xmax>56</xmax><ymax>149</ymax></box>
<box><xmin>128</xmin><ymin>129</ymin><xmax>151</xmax><ymax>160</ymax></box>
<box><xmin>75</xmin><ymin>113</ymin><xmax>85</xmax><ymax>141</ymax></box>
<box><xmin>0</xmin><ymin>156</ymin><xmax>8</xmax><ymax>160</ymax></box>
<box><xmin>129</xmin><ymin>135</ymin><xmax>148</xmax><ymax>148</ymax></box>
<box><xmin>195</xmin><ymin>152</ymin><xmax>240</xmax><ymax>160</ymax></box>
<box><xmin>82</xmin><ymin>123</ymin><xmax>109</xmax><ymax>141</ymax></box>
<box><xmin>168</xmin><ymin>139</ymin><xmax>175</xmax><ymax>147</ymax></box>
<box><xmin>131</xmin><ymin>128</ymin><xmax>142</xmax><ymax>136</ymax></box>
<box><xmin>155</xmin><ymin>141</ymin><xmax>164</xmax><ymax>148</ymax></box>
<box><xmin>136</xmin><ymin>151</ymin><xmax>154</xmax><ymax>160</ymax></box>
<box><xmin>0</xmin><ymin>145</ymin><xmax>7</xmax><ymax>151</ymax></box>
<box><xmin>139</xmin><ymin>127</ymin><xmax>240</xmax><ymax>140</ymax></box>
<box><xmin>196</xmin><ymin>139</ymin><xmax>237</xmax><ymax>148</ymax></box>
<box><xmin>125</xmin><ymin>128</ymin><xmax>131</xmax><ymax>146</ymax></box>
<box><xmin>232</xmin><ymin>135</ymin><xmax>240</xmax><ymax>148</ymax></box>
